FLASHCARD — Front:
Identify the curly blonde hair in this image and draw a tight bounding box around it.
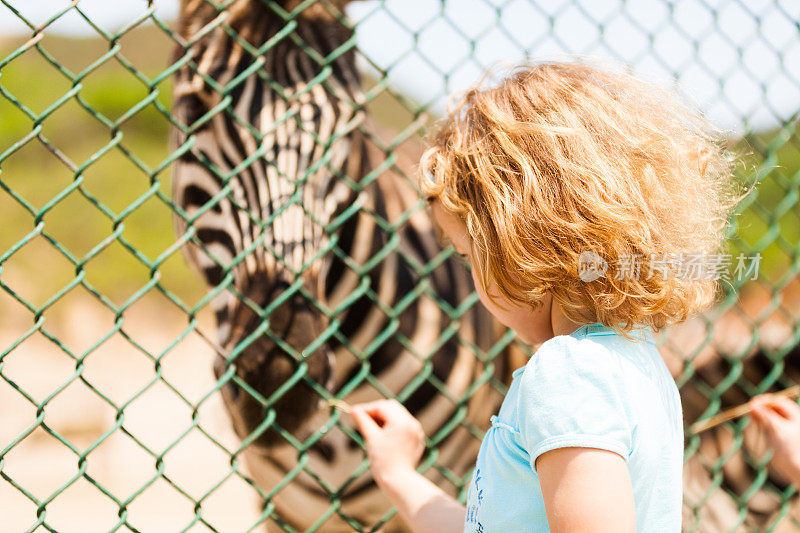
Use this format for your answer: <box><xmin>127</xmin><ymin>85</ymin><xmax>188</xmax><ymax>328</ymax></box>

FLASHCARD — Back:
<box><xmin>419</xmin><ymin>59</ymin><xmax>747</xmax><ymax>338</ymax></box>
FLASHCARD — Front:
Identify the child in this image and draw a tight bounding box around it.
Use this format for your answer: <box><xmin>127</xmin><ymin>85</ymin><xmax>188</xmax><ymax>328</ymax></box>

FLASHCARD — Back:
<box><xmin>351</xmin><ymin>60</ymin><xmax>743</xmax><ymax>532</ymax></box>
<box><xmin>750</xmin><ymin>393</ymin><xmax>800</xmax><ymax>487</ymax></box>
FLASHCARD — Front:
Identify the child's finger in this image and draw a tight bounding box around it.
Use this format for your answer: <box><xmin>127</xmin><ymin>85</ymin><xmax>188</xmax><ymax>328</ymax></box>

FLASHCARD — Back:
<box><xmin>750</xmin><ymin>394</ymin><xmax>772</xmax><ymax>406</ymax></box>
<box><xmin>750</xmin><ymin>402</ymin><xmax>775</xmax><ymax>426</ymax></box>
<box><xmin>768</xmin><ymin>396</ymin><xmax>800</xmax><ymax>421</ymax></box>
<box><xmin>351</xmin><ymin>405</ymin><xmax>383</xmax><ymax>441</ymax></box>
<box><xmin>750</xmin><ymin>402</ymin><xmax>765</xmax><ymax>423</ymax></box>
<box><xmin>753</xmin><ymin>395</ymin><xmax>795</xmax><ymax>421</ymax></box>
<box><xmin>361</xmin><ymin>400</ymin><xmax>399</xmax><ymax>425</ymax></box>
<box><xmin>351</xmin><ymin>399</ymin><xmax>391</xmax><ymax>411</ymax></box>
<box><xmin>377</xmin><ymin>399</ymin><xmax>413</xmax><ymax>421</ymax></box>
<box><xmin>356</xmin><ymin>399</ymin><xmax>410</xmax><ymax>428</ymax></box>
<box><xmin>751</xmin><ymin>403</ymin><xmax>779</xmax><ymax>435</ymax></box>
<box><xmin>751</xmin><ymin>394</ymin><xmax>800</xmax><ymax>420</ymax></box>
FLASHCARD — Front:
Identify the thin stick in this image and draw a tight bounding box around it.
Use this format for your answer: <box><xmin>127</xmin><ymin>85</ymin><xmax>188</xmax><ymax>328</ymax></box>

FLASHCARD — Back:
<box><xmin>690</xmin><ymin>384</ymin><xmax>800</xmax><ymax>435</ymax></box>
<box><xmin>327</xmin><ymin>398</ymin><xmax>352</xmax><ymax>414</ymax></box>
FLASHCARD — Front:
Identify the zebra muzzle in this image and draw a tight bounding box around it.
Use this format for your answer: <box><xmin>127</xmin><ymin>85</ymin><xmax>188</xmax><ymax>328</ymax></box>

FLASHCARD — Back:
<box><xmin>214</xmin><ymin>287</ymin><xmax>335</xmax><ymax>448</ymax></box>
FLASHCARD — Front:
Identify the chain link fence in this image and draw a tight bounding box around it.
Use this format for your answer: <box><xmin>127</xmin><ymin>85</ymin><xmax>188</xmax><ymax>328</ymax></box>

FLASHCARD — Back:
<box><xmin>0</xmin><ymin>0</ymin><xmax>799</xmax><ymax>531</ymax></box>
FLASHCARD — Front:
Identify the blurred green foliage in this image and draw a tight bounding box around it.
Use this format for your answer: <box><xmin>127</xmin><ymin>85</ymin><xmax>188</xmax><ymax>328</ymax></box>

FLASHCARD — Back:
<box><xmin>727</xmin><ymin>125</ymin><xmax>800</xmax><ymax>293</ymax></box>
<box><xmin>0</xmin><ymin>26</ymin><xmax>204</xmax><ymax>320</ymax></box>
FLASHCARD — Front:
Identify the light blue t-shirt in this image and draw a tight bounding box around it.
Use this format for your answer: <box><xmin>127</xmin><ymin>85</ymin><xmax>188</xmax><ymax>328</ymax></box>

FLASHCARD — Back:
<box><xmin>463</xmin><ymin>322</ymin><xmax>683</xmax><ymax>532</ymax></box>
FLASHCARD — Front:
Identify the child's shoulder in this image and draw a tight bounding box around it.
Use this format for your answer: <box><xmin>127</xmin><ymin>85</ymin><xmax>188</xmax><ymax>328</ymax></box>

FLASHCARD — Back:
<box><xmin>516</xmin><ymin>324</ymin><xmax>656</xmax><ymax>389</ymax></box>
<box><xmin>507</xmin><ymin>330</ymin><xmax>640</xmax><ymax>453</ymax></box>
<box><xmin>518</xmin><ymin>333</ymin><xmax>617</xmax><ymax>383</ymax></box>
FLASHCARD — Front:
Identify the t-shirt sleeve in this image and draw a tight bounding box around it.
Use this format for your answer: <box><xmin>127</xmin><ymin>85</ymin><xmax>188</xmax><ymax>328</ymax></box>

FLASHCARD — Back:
<box><xmin>517</xmin><ymin>336</ymin><xmax>633</xmax><ymax>473</ymax></box>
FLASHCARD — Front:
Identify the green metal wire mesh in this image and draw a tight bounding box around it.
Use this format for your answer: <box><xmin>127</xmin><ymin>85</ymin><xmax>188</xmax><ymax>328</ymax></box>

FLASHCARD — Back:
<box><xmin>0</xmin><ymin>0</ymin><xmax>799</xmax><ymax>531</ymax></box>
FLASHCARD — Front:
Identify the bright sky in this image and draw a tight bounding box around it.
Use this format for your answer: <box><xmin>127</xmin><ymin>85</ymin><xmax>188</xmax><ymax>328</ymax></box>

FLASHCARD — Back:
<box><xmin>2</xmin><ymin>0</ymin><xmax>799</xmax><ymax>133</ymax></box>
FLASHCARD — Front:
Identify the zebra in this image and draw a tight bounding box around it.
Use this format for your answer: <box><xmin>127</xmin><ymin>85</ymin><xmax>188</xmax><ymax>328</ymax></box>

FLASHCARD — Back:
<box><xmin>169</xmin><ymin>0</ymin><xmax>521</xmax><ymax>530</ymax></box>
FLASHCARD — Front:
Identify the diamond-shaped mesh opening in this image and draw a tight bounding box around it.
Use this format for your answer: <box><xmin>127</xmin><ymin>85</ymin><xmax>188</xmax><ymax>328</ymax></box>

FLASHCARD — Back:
<box><xmin>442</xmin><ymin>1</ymin><xmax>495</xmax><ymax>41</ymax></box>
<box><xmin>75</xmin><ymin>149</ymin><xmax>157</xmax><ymax>215</ymax></box>
<box><xmin>0</xmin><ymin>138</ymin><xmax>76</xmax><ymax>215</ymax></box>
<box><xmin>0</xmin><ymin>185</ymin><xmax>36</xmax><ymax>256</ymax></box>
<box><xmin>0</xmin><ymin>366</ymin><xmax>37</xmax><ymax>443</ymax></box>
<box><xmin>115</xmin><ymin>104</ymin><xmax>173</xmax><ymax>168</ymax></box>
<box><xmin>82</xmin><ymin>428</ymin><xmax>158</xmax><ymax>502</ymax></box>
<box><xmin>0</xmin><ymin>334</ymin><xmax>77</xmax><ymax>410</ymax></box>
<box><xmin>0</xmin><ymin>44</ymin><xmax>74</xmax><ymax>117</ymax></box>
<box><xmin>36</xmin><ymin>188</ymin><xmax>113</xmax><ymax>260</ymax></box>
<box><xmin>78</xmin><ymin>53</ymin><xmax>158</xmax><ymax>120</ymax></box>
<box><xmin>119</xmin><ymin>288</ymin><xmax>197</xmax><ymax>352</ymax></box>
<box><xmin>115</xmin><ymin>24</ymin><xmax>178</xmax><ymax>77</ymax></box>
<box><xmin>194</xmin><ymin>473</ymin><xmax>264</xmax><ymax>530</ymax></box>
<box><xmin>161</xmin><ymin>428</ymin><xmax>235</xmax><ymax>497</ymax></box>
<box><xmin>117</xmin><ymin>193</ymin><xmax>181</xmax><ymax>261</ymax></box>
<box><xmin>35</xmin><ymin>32</ymin><xmax>116</xmax><ymax>74</ymax></box>
<box><xmin>148</xmin><ymin>249</ymin><xmax>208</xmax><ymax>308</ymax></box>
<box><xmin>78</xmin><ymin>330</ymin><xmax>157</xmax><ymax>407</ymax></box>
<box><xmin>417</xmin><ymin>19</ymin><xmax>472</xmax><ymax>75</ymax></box>
<box><xmin>2</xmin><ymin>425</ymin><xmax>80</xmax><ymax>500</ymax></box>
<box><xmin>0</xmin><ymin>478</ymin><xmax>37</xmax><ymax>532</ymax></box>
<box><xmin>1</xmin><ymin>0</ymin><xmax>800</xmax><ymax>531</ymax></box>
<box><xmin>40</xmin><ymin>285</ymin><xmax>117</xmax><ymax>354</ymax></box>
<box><xmin>36</xmin><ymin>97</ymin><xmax>114</xmax><ymax>165</ymax></box>
<box><xmin>43</xmin><ymin>477</ymin><xmax>122</xmax><ymax>533</ymax></box>
<box><xmin>122</xmin><ymin>379</ymin><xmax>196</xmax><ymax>452</ymax></box>
<box><xmin>0</xmin><ymin>234</ymin><xmax>79</xmax><ymax>312</ymax></box>
<box><xmin>79</xmin><ymin>239</ymin><xmax>155</xmax><ymax>306</ymax></box>
<box><xmin>124</xmin><ymin>477</ymin><xmax>199</xmax><ymax>532</ymax></box>
<box><xmin>0</xmin><ymin>87</ymin><xmax>36</xmax><ymax>155</ymax></box>
<box><xmin>604</xmin><ymin>15</ymin><xmax>650</xmax><ymax>61</ymax></box>
<box><xmin>553</xmin><ymin>5</ymin><xmax>601</xmax><ymax>52</ymax></box>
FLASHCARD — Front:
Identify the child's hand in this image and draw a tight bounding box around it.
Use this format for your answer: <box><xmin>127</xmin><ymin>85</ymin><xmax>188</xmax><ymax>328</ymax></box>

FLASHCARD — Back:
<box><xmin>350</xmin><ymin>399</ymin><xmax>426</xmax><ymax>483</ymax></box>
<box><xmin>750</xmin><ymin>393</ymin><xmax>800</xmax><ymax>486</ymax></box>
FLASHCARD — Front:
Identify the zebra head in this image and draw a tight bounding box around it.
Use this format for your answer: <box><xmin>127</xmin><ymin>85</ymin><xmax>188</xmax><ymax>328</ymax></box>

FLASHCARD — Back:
<box><xmin>171</xmin><ymin>0</ymin><xmax>368</xmax><ymax>446</ymax></box>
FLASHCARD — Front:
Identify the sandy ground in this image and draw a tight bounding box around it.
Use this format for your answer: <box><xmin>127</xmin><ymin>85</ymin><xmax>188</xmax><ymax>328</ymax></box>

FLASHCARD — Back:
<box><xmin>0</xmin><ymin>287</ymin><xmax>263</xmax><ymax>532</ymax></box>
